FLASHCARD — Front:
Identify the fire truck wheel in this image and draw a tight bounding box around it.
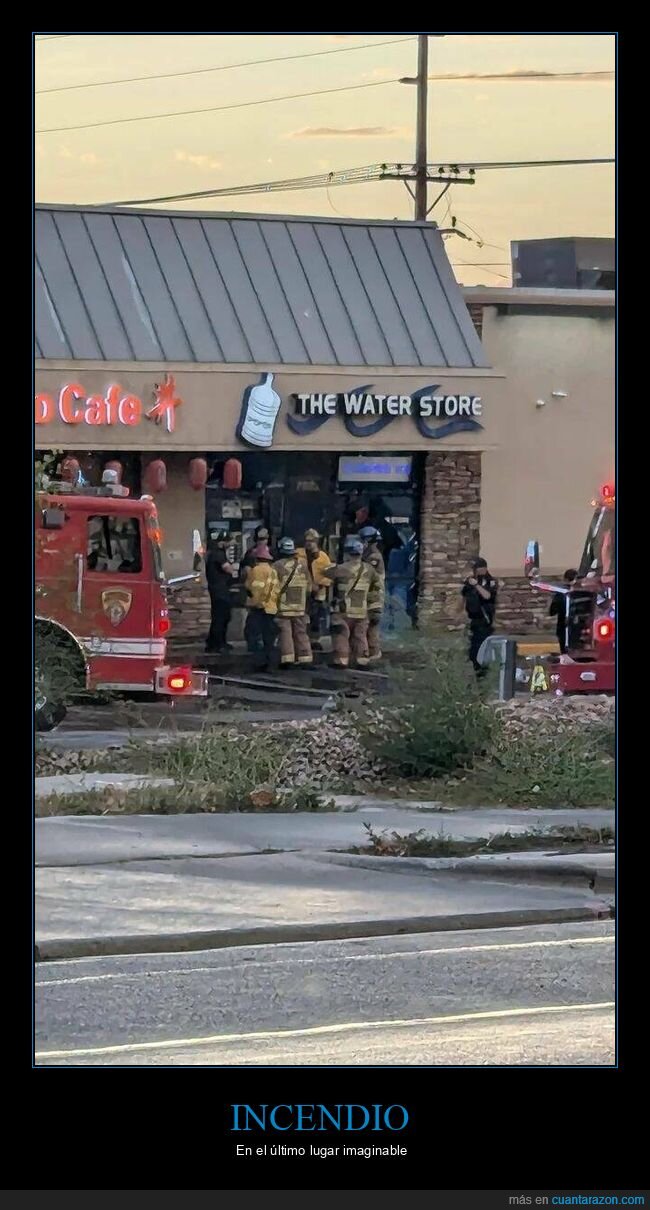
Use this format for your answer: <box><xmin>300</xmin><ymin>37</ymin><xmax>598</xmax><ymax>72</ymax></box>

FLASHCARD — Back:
<box><xmin>35</xmin><ymin>698</ymin><xmax>67</xmax><ymax>733</ymax></box>
<box><xmin>35</xmin><ymin>621</ymin><xmax>85</xmax><ymax>732</ymax></box>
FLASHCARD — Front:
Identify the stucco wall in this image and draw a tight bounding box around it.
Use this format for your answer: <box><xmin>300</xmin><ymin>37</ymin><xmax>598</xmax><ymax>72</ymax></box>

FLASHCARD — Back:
<box><xmin>479</xmin><ymin>306</ymin><xmax>614</xmax><ymax>575</ymax></box>
<box><xmin>143</xmin><ymin>454</ymin><xmax>204</xmax><ymax>578</ymax></box>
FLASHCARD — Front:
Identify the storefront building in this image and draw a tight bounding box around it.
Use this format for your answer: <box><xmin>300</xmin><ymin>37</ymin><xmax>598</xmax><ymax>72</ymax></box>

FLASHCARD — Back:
<box><xmin>35</xmin><ymin>203</ymin><xmax>503</xmax><ymax>642</ymax></box>
<box><xmin>463</xmin><ymin>285</ymin><xmax>615</xmax><ymax>629</ymax></box>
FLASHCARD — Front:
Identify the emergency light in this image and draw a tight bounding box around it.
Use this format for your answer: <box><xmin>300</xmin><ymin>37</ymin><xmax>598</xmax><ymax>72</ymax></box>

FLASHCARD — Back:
<box><xmin>595</xmin><ymin>618</ymin><xmax>615</xmax><ymax>642</ymax></box>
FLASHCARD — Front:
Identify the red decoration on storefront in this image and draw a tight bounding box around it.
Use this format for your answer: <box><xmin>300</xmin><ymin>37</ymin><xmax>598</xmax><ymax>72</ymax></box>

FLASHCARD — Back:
<box><xmin>144</xmin><ymin>459</ymin><xmax>167</xmax><ymax>494</ymax></box>
<box><xmin>61</xmin><ymin>456</ymin><xmax>80</xmax><ymax>483</ymax></box>
<box><xmin>104</xmin><ymin>460</ymin><xmax>123</xmax><ymax>483</ymax></box>
<box><xmin>189</xmin><ymin>457</ymin><xmax>208</xmax><ymax>491</ymax></box>
<box><xmin>223</xmin><ymin>458</ymin><xmax>242</xmax><ymax>490</ymax></box>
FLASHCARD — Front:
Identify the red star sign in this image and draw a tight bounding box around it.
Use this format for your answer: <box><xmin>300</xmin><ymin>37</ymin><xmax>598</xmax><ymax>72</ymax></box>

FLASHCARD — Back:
<box><xmin>147</xmin><ymin>374</ymin><xmax>182</xmax><ymax>433</ymax></box>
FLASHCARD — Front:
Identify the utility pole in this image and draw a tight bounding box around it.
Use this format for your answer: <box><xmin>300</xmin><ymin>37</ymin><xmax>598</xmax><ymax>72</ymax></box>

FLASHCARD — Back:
<box><xmin>414</xmin><ymin>33</ymin><xmax>429</xmax><ymax>221</ymax></box>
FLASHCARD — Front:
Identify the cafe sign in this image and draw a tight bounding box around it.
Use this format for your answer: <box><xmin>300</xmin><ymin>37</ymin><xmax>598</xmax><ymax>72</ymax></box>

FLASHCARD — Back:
<box><xmin>34</xmin><ymin>374</ymin><xmax>182</xmax><ymax>434</ymax></box>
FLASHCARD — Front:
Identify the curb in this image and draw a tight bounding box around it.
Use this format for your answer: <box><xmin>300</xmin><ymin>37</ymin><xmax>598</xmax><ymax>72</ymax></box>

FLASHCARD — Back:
<box><xmin>314</xmin><ymin>851</ymin><xmax>615</xmax><ymax>893</ymax></box>
<box><xmin>34</xmin><ymin>903</ymin><xmax>614</xmax><ymax>962</ymax></box>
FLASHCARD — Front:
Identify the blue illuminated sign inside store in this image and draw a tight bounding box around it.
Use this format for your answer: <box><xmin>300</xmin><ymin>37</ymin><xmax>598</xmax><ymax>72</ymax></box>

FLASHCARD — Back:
<box><xmin>338</xmin><ymin>456</ymin><xmax>413</xmax><ymax>483</ymax></box>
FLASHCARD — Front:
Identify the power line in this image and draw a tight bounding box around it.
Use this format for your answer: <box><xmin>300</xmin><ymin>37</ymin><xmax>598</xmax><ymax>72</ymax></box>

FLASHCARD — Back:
<box><xmin>35</xmin><ymin>36</ymin><xmax>416</xmax><ymax>94</ymax></box>
<box><xmin>101</xmin><ymin>158</ymin><xmax>615</xmax><ymax>209</ymax></box>
<box><xmin>35</xmin><ymin>77</ymin><xmax>400</xmax><ymax>134</ymax></box>
<box><xmin>452</xmin><ymin>263</ymin><xmax>509</xmax><ymax>280</ymax></box>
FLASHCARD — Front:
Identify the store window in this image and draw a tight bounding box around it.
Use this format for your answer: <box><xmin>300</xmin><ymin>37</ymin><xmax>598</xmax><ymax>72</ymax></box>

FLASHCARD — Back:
<box><xmin>87</xmin><ymin>515</ymin><xmax>142</xmax><ymax>573</ymax></box>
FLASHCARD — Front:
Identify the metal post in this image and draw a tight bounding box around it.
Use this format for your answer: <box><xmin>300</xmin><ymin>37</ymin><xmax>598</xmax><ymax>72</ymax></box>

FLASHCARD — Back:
<box><xmin>414</xmin><ymin>33</ymin><xmax>429</xmax><ymax>221</ymax></box>
<box><xmin>499</xmin><ymin>639</ymin><xmax>517</xmax><ymax>701</ymax></box>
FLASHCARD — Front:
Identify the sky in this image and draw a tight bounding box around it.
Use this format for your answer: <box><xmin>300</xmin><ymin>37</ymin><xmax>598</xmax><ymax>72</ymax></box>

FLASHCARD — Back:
<box><xmin>34</xmin><ymin>32</ymin><xmax>615</xmax><ymax>286</ymax></box>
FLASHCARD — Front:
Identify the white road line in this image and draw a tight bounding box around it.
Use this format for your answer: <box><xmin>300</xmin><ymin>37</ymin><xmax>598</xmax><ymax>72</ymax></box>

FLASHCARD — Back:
<box><xmin>36</xmin><ymin>934</ymin><xmax>614</xmax><ymax>989</ymax></box>
<box><xmin>35</xmin><ymin>1001</ymin><xmax>615</xmax><ymax>1060</ymax></box>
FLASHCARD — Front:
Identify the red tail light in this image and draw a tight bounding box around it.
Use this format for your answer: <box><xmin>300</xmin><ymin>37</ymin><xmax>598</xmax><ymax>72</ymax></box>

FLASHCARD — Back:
<box><xmin>156</xmin><ymin>608</ymin><xmax>171</xmax><ymax>636</ymax></box>
<box><xmin>595</xmin><ymin>618</ymin><xmax>615</xmax><ymax>642</ymax></box>
<box><xmin>167</xmin><ymin>667</ymin><xmax>192</xmax><ymax>692</ymax></box>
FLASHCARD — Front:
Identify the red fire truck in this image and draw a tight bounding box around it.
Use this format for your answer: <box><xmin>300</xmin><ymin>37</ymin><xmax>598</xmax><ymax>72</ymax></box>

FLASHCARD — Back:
<box><xmin>35</xmin><ymin>475</ymin><xmax>208</xmax><ymax>730</ymax></box>
<box><xmin>525</xmin><ymin>482</ymin><xmax>615</xmax><ymax>694</ymax></box>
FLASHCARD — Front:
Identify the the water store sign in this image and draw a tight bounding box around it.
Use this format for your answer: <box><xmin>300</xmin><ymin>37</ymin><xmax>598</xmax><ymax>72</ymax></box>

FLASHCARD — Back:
<box><xmin>237</xmin><ymin>373</ymin><xmax>484</xmax><ymax>449</ymax></box>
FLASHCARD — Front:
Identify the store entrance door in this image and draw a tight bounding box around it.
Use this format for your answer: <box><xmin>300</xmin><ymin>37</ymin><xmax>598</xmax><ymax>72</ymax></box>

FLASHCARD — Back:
<box><xmin>341</xmin><ymin>488</ymin><xmax>420</xmax><ymax>632</ymax></box>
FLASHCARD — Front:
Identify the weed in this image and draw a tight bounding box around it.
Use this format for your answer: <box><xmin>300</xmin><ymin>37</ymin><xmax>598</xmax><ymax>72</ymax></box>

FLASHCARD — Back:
<box><xmin>351</xmin><ymin>821</ymin><xmax>615</xmax><ymax>858</ymax></box>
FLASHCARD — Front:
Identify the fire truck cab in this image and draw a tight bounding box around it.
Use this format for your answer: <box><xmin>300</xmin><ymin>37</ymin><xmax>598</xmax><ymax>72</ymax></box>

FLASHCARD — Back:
<box><xmin>35</xmin><ymin>476</ymin><xmax>208</xmax><ymax>729</ymax></box>
<box><xmin>525</xmin><ymin>482</ymin><xmax>615</xmax><ymax>695</ymax></box>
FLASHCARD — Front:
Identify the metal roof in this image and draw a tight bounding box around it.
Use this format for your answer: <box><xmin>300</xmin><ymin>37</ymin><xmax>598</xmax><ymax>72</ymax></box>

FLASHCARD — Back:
<box><xmin>35</xmin><ymin>205</ymin><xmax>488</xmax><ymax>369</ymax></box>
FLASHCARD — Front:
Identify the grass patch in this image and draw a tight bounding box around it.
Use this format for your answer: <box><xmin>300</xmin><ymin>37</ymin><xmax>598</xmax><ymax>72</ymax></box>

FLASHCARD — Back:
<box><xmin>468</xmin><ymin>727</ymin><xmax>615</xmax><ymax>807</ymax></box>
<box><xmin>353</xmin><ymin>637</ymin><xmax>500</xmax><ymax>779</ymax></box>
<box><xmin>35</xmin><ymin>780</ymin><xmax>336</xmax><ymax>818</ymax></box>
<box><xmin>349</xmin><ymin>821</ymin><xmax>615</xmax><ymax>859</ymax></box>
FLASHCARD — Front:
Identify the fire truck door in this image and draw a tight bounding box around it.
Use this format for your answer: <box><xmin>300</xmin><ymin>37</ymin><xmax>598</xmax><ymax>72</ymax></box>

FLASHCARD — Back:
<box><xmin>82</xmin><ymin>512</ymin><xmax>154</xmax><ymax>660</ymax></box>
<box><xmin>36</xmin><ymin>508</ymin><xmax>84</xmax><ymax>627</ymax></box>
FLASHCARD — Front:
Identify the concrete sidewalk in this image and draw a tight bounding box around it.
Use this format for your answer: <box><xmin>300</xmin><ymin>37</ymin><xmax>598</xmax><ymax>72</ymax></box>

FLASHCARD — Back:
<box><xmin>35</xmin><ymin>849</ymin><xmax>613</xmax><ymax>961</ymax></box>
<box><xmin>35</xmin><ymin>805</ymin><xmax>614</xmax><ymax>867</ymax></box>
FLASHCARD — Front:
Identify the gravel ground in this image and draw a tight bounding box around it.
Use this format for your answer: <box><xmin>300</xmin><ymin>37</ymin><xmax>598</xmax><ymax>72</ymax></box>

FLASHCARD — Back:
<box><xmin>35</xmin><ymin>695</ymin><xmax>614</xmax><ymax>788</ymax></box>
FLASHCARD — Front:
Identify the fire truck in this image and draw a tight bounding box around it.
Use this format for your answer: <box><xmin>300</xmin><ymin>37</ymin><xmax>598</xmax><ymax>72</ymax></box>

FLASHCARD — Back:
<box><xmin>525</xmin><ymin>482</ymin><xmax>615</xmax><ymax>695</ymax></box>
<box><xmin>35</xmin><ymin>472</ymin><xmax>208</xmax><ymax>730</ymax></box>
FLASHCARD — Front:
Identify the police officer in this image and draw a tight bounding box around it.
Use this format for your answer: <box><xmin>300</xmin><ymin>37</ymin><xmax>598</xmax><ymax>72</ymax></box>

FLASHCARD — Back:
<box><xmin>273</xmin><ymin>538</ymin><xmax>313</xmax><ymax>667</ymax></box>
<box><xmin>359</xmin><ymin>525</ymin><xmax>385</xmax><ymax>662</ymax></box>
<box><xmin>461</xmin><ymin>557</ymin><xmax>498</xmax><ymax>673</ymax></box>
<box><xmin>205</xmin><ymin>530</ymin><xmax>235</xmax><ymax>653</ymax></box>
<box><xmin>323</xmin><ymin>536</ymin><xmax>382</xmax><ymax>669</ymax></box>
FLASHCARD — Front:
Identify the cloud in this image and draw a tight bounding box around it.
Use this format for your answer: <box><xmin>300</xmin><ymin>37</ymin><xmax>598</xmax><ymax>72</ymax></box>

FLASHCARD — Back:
<box><xmin>287</xmin><ymin>126</ymin><xmax>409</xmax><ymax>139</ymax></box>
<box><xmin>57</xmin><ymin>145</ymin><xmax>105</xmax><ymax>166</ymax></box>
<box><xmin>174</xmin><ymin>149</ymin><xmax>223</xmax><ymax>171</ymax></box>
<box><xmin>429</xmin><ymin>69</ymin><xmax>614</xmax><ymax>82</ymax></box>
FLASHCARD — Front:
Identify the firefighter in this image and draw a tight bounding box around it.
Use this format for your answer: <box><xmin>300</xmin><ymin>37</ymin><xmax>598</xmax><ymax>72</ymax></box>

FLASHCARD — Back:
<box><xmin>243</xmin><ymin>543</ymin><xmax>279</xmax><ymax>670</ymax></box>
<box><xmin>205</xmin><ymin>530</ymin><xmax>235</xmax><ymax>653</ymax></box>
<box><xmin>296</xmin><ymin>528</ymin><xmax>333</xmax><ymax>650</ymax></box>
<box><xmin>241</xmin><ymin>525</ymin><xmax>271</xmax><ymax>574</ymax></box>
<box><xmin>323</xmin><ymin>536</ymin><xmax>382</xmax><ymax>669</ymax></box>
<box><xmin>242</xmin><ymin>526</ymin><xmax>271</xmax><ymax>651</ymax></box>
<box><xmin>359</xmin><ymin>525</ymin><xmax>385</xmax><ymax>662</ymax></box>
<box><xmin>461</xmin><ymin>557</ymin><xmax>498</xmax><ymax>674</ymax></box>
<box><xmin>273</xmin><ymin>538</ymin><xmax>313</xmax><ymax>667</ymax></box>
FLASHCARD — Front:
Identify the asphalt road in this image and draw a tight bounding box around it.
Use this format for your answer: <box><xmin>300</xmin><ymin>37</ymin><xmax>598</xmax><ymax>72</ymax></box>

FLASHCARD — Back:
<box><xmin>35</xmin><ymin>919</ymin><xmax>615</xmax><ymax>1066</ymax></box>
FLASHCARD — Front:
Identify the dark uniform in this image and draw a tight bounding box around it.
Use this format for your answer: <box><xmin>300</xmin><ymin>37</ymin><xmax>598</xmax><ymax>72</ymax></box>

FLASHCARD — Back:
<box><xmin>462</xmin><ymin>566</ymin><xmax>498</xmax><ymax>672</ymax></box>
<box><xmin>205</xmin><ymin>543</ymin><xmax>234</xmax><ymax>653</ymax></box>
<box><xmin>549</xmin><ymin>570</ymin><xmax>579</xmax><ymax>653</ymax></box>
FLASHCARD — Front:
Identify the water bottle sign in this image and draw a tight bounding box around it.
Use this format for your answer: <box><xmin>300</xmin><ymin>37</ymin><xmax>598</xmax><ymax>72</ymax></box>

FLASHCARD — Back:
<box><xmin>240</xmin><ymin>372</ymin><xmax>282</xmax><ymax>448</ymax></box>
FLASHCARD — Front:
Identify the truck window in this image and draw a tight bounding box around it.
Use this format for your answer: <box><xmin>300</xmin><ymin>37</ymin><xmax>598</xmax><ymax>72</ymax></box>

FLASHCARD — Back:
<box><xmin>87</xmin><ymin>515</ymin><xmax>142</xmax><ymax>574</ymax></box>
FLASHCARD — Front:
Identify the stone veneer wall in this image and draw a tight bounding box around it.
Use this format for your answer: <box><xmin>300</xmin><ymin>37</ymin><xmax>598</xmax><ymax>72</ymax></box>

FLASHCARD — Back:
<box><xmin>168</xmin><ymin>581</ymin><xmax>210</xmax><ymax>643</ymax></box>
<box><xmin>417</xmin><ymin>451</ymin><xmax>553</xmax><ymax>635</ymax></box>
<box><xmin>418</xmin><ymin>451</ymin><xmax>482</xmax><ymax>628</ymax></box>
<box><xmin>495</xmin><ymin>577</ymin><xmax>554</xmax><ymax>635</ymax></box>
